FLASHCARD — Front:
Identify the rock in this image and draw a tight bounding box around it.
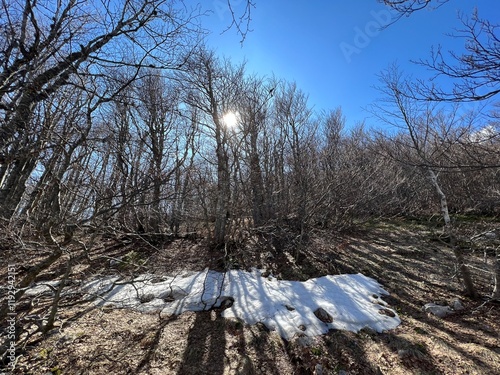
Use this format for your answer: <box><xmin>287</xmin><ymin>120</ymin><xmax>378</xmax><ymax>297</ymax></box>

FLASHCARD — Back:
<box><xmin>150</xmin><ymin>277</ymin><xmax>166</xmax><ymax>283</ymax></box>
<box><xmin>483</xmin><ymin>231</ymin><xmax>497</xmax><ymax>240</ymax></box>
<box><xmin>109</xmin><ymin>259</ymin><xmax>121</xmax><ymax>268</ymax></box>
<box><xmin>298</xmin><ymin>324</ymin><xmax>306</xmax><ymax>331</ymax></box>
<box><xmin>285</xmin><ymin>305</ymin><xmax>295</xmax><ymax>311</ymax></box>
<box><xmin>296</xmin><ymin>335</ymin><xmax>314</xmax><ymax>347</ymax></box>
<box><xmin>451</xmin><ymin>299</ymin><xmax>464</xmax><ymax>311</ymax></box>
<box><xmin>139</xmin><ymin>293</ymin><xmax>155</xmax><ymax>303</ymax></box>
<box><xmin>256</xmin><ymin>322</ymin><xmax>269</xmax><ymax>332</ymax></box>
<box><xmin>423</xmin><ymin>303</ymin><xmax>453</xmax><ymax>318</ymax></box>
<box><xmin>220</xmin><ymin>296</ymin><xmax>234</xmax><ymax>308</ymax></box>
<box><xmin>360</xmin><ymin>326</ymin><xmax>377</xmax><ymax>335</ymax></box>
<box><xmin>314</xmin><ymin>363</ymin><xmax>324</xmax><ymax>375</ymax></box>
<box><xmin>378</xmin><ymin>308</ymin><xmax>396</xmax><ymax>317</ymax></box>
<box><xmin>158</xmin><ymin>287</ymin><xmax>188</xmax><ymax>302</ymax></box>
<box><xmin>314</xmin><ymin>307</ymin><xmax>333</xmax><ymax>323</ymax></box>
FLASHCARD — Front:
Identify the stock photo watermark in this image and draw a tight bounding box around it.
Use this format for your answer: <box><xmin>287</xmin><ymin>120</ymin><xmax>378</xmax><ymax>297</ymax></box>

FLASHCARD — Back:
<box><xmin>5</xmin><ymin>264</ymin><xmax>17</xmax><ymax>371</ymax></box>
<box><xmin>339</xmin><ymin>9</ymin><xmax>394</xmax><ymax>63</ymax></box>
<box><xmin>213</xmin><ymin>0</ymin><xmax>244</xmax><ymax>20</ymax></box>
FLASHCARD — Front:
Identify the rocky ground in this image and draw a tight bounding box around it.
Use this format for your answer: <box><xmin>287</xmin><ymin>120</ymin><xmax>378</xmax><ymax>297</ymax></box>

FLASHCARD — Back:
<box><xmin>1</xmin><ymin>218</ymin><xmax>499</xmax><ymax>374</ymax></box>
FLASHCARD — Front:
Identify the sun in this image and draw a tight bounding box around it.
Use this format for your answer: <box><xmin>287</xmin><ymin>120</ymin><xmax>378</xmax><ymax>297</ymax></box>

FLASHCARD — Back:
<box><xmin>222</xmin><ymin>111</ymin><xmax>238</xmax><ymax>129</ymax></box>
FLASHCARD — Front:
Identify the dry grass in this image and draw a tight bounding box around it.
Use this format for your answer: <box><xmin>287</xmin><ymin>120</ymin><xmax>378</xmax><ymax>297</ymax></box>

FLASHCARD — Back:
<box><xmin>1</xmin><ymin>219</ymin><xmax>499</xmax><ymax>374</ymax></box>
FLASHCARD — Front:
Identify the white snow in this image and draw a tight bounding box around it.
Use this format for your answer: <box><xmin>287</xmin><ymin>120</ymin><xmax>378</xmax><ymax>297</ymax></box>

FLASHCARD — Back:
<box><xmin>78</xmin><ymin>269</ymin><xmax>400</xmax><ymax>339</ymax></box>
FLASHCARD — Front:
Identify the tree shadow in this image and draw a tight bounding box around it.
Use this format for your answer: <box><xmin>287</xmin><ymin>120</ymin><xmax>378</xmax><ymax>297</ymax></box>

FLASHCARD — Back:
<box><xmin>134</xmin><ymin>315</ymin><xmax>177</xmax><ymax>374</ymax></box>
<box><xmin>377</xmin><ymin>331</ymin><xmax>444</xmax><ymax>374</ymax></box>
<box><xmin>177</xmin><ymin>310</ymin><xmax>226</xmax><ymax>375</ymax></box>
<box><xmin>324</xmin><ymin>330</ymin><xmax>384</xmax><ymax>375</ymax></box>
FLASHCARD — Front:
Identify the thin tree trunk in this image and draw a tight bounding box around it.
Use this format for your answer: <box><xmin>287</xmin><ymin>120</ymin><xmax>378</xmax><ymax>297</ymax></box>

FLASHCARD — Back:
<box><xmin>214</xmin><ymin>142</ymin><xmax>230</xmax><ymax>245</ymax></box>
<box><xmin>249</xmin><ymin>132</ymin><xmax>266</xmax><ymax>227</ymax></box>
<box><xmin>493</xmin><ymin>246</ymin><xmax>500</xmax><ymax>300</ymax></box>
<box><xmin>428</xmin><ymin>169</ymin><xmax>478</xmax><ymax>298</ymax></box>
<box><xmin>42</xmin><ymin>256</ymin><xmax>73</xmax><ymax>334</ymax></box>
<box><xmin>0</xmin><ymin>157</ymin><xmax>37</xmax><ymax>219</ymax></box>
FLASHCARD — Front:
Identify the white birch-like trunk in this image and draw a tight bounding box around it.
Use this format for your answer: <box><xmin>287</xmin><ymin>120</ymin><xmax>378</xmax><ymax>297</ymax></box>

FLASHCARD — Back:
<box><xmin>493</xmin><ymin>246</ymin><xmax>500</xmax><ymax>300</ymax></box>
<box><xmin>427</xmin><ymin>169</ymin><xmax>478</xmax><ymax>298</ymax></box>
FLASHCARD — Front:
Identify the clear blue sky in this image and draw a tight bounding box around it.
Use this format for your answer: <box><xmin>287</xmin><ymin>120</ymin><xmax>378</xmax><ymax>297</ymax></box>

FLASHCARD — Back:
<box><xmin>198</xmin><ymin>1</ymin><xmax>498</xmax><ymax>128</ymax></box>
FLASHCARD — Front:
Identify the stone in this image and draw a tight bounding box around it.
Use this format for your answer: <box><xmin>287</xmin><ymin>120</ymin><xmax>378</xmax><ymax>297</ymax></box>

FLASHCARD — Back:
<box><xmin>423</xmin><ymin>303</ymin><xmax>453</xmax><ymax>318</ymax></box>
<box><xmin>256</xmin><ymin>322</ymin><xmax>269</xmax><ymax>332</ymax></box>
<box><xmin>483</xmin><ymin>231</ymin><xmax>497</xmax><ymax>240</ymax></box>
<box><xmin>360</xmin><ymin>326</ymin><xmax>377</xmax><ymax>335</ymax></box>
<box><xmin>109</xmin><ymin>259</ymin><xmax>121</xmax><ymax>268</ymax></box>
<box><xmin>139</xmin><ymin>293</ymin><xmax>155</xmax><ymax>303</ymax></box>
<box><xmin>296</xmin><ymin>335</ymin><xmax>314</xmax><ymax>347</ymax></box>
<box><xmin>378</xmin><ymin>308</ymin><xmax>396</xmax><ymax>317</ymax></box>
<box><xmin>220</xmin><ymin>296</ymin><xmax>234</xmax><ymax>308</ymax></box>
<box><xmin>451</xmin><ymin>299</ymin><xmax>464</xmax><ymax>311</ymax></box>
<box><xmin>150</xmin><ymin>277</ymin><xmax>166</xmax><ymax>284</ymax></box>
<box><xmin>314</xmin><ymin>307</ymin><xmax>333</xmax><ymax>323</ymax></box>
<box><xmin>314</xmin><ymin>363</ymin><xmax>324</xmax><ymax>375</ymax></box>
<box><xmin>158</xmin><ymin>287</ymin><xmax>188</xmax><ymax>302</ymax></box>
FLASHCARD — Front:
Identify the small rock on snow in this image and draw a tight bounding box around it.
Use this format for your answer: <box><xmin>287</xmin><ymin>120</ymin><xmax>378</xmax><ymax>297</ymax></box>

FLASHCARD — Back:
<box><xmin>314</xmin><ymin>307</ymin><xmax>333</xmax><ymax>323</ymax></box>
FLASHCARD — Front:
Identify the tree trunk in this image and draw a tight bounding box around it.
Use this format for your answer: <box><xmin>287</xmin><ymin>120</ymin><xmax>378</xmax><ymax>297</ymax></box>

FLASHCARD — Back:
<box><xmin>428</xmin><ymin>169</ymin><xmax>478</xmax><ymax>298</ymax></box>
<box><xmin>249</xmin><ymin>129</ymin><xmax>266</xmax><ymax>227</ymax></box>
<box><xmin>214</xmin><ymin>140</ymin><xmax>230</xmax><ymax>245</ymax></box>
<box><xmin>0</xmin><ymin>156</ymin><xmax>37</xmax><ymax>220</ymax></box>
<box><xmin>493</xmin><ymin>246</ymin><xmax>500</xmax><ymax>300</ymax></box>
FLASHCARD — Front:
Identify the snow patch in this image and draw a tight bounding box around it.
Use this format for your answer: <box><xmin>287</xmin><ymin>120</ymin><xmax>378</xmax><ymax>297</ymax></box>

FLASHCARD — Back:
<box><xmin>78</xmin><ymin>269</ymin><xmax>400</xmax><ymax>339</ymax></box>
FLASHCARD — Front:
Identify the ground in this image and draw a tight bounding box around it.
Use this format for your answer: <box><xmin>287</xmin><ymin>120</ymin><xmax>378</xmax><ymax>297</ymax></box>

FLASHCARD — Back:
<box><xmin>1</xmin><ymin>219</ymin><xmax>499</xmax><ymax>374</ymax></box>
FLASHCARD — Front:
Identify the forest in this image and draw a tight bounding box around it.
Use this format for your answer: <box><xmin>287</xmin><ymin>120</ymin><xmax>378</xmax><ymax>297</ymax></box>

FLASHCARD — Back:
<box><xmin>1</xmin><ymin>0</ymin><xmax>499</xmax><ymax>374</ymax></box>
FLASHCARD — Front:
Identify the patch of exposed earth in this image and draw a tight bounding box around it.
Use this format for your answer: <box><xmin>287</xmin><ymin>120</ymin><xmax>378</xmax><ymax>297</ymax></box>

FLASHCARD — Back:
<box><xmin>1</xmin><ymin>220</ymin><xmax>499</xmax><ymax>374</ymax></box>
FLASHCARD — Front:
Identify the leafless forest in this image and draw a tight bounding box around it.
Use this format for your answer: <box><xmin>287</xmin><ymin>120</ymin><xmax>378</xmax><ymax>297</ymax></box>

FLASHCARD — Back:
<box><xmin>1</xmin><ymin>1</ymin><xmax>499</xmax><ymax>374</ymax></box>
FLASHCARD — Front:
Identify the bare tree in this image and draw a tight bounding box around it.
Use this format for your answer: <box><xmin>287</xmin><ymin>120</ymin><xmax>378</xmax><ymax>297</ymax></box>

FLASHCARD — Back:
<box><xmin>380</xmin><ymin>0</ymin><xmax>449</xmax><ymax>17</ymax></box>
<box><xmin>238</xmin><ymin>75</ymin><xmax>276</xmax><ymax>227</ymax></box>
<box><xmin>411</xmin><ymin>10</ymin><xmax>500</xmax><ymax>102</ymax></box>
<box><xmin>131</xmin><ymin>72</ymin><xmax>191</xmax><ymax>232</ymax></box>
<box><xmin>0</xmin><ymin>0</ymin><xmax>201</xmax><ymax>220</ymax></box>
<box><xmin>372</xmin><ymin>66</ymin><xmax>479</xmax><ymax>298</ymax></box>
<box><xmin>179</xmin><ymin>48</ymin><xmax>245</xmax><ymax>245</ymax></box>
<box><xmin>273</xmin><ymin>82</ymin><xmax>316</xmax><ymax>232</ymax></box>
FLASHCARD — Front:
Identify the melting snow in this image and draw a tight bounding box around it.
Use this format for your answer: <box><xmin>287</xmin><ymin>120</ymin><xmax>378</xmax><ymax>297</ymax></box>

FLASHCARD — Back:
<box><xmin>77</xmin><ymin>269</ymin><xmax>400</xmax><ymax>339</ymax></box>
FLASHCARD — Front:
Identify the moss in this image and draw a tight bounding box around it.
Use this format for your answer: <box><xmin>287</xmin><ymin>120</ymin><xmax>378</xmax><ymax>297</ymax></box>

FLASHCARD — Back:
<box><xmin>413</xmin><ymin>327</ymin><xmax>428</xmax><ymax>335</ymax></box>
<box><xmin>39</xmin><ymin>348</ymin><xmax>52</xmax><ymax>360</ymax></box>
<box><xmin>118</xmin><ymin>250</ymin><xmax>146</xmax><ymax>269</ymax></box>
<box><xmin>311</xmin><ymin>347</ymin><xmax>322</xmax><ymax>356</ymax></box>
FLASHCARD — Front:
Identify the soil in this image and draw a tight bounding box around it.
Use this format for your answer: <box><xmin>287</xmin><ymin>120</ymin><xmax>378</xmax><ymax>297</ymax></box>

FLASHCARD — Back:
<box><xmin>1</xmin><ymin>219</ymin><xmax>499</xmax><ymax>375</ymax></box>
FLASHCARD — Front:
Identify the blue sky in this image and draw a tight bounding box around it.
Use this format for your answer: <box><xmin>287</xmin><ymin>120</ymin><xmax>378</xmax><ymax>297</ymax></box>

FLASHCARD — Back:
<box><xmin>198</xmin><ymin>1</ymin><xmax>498</xmax><ymax>129</ymax></box>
